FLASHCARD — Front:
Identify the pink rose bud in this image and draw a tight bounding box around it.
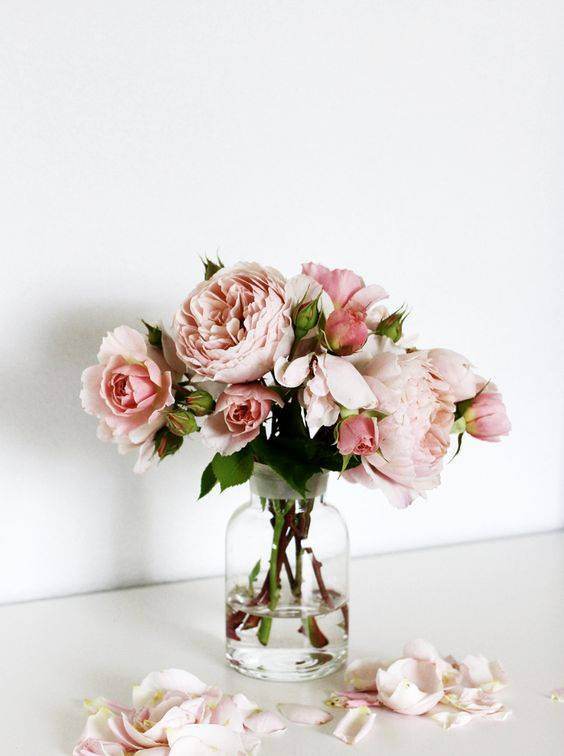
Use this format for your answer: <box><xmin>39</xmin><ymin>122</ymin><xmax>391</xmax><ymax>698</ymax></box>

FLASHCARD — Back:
<box><xmin>325</xmin><ymin>308</ymin><xmax>369</xmax><ymax>356</ymax></box>
<box><xmin>463</xmin><ymin>388</ymin><xmax>511</xmax><ymax>441</ymax></box>
<box><xmin>337</xmin><ymin>415</ymin><xmax>379</xmax><ymax>456</ymax></box>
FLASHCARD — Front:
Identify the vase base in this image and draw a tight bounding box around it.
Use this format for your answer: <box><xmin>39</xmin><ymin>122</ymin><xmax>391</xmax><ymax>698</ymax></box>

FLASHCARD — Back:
<box><xmin>225</xmin><ymin>644</ymin><xmax>347</xmax><ymax>682</ymax></box>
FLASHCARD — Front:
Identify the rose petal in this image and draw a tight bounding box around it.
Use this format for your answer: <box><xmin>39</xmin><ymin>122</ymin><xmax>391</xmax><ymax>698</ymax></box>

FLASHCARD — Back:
<box><xmin>244</xmin><ymin>710</ymin><xmax>287</xmax><ymax>734</ymax></box>
<box><xmin>327</xmin><ymin>691</ymin><xmax>381</xmax><ymax>709</ymax></box>
<box><xmin>551</xmin><ymin>688</ymin><xmax>564</xmax><ymax>703</ymax></box>
<box><xmin>167</xmin><ymin>724</ymin><xmax>256</xmax><ymax>754</ymax></box>
<box><xmin>333</xmin><ymin>707</ymin><xmax>376</xmax><ymax>745</ymax></box>
<box><xmin>344</xmin><ymin>658</ymin><xmax>384</xmax><ymax>691</ymax></box>
<box><xmin>132</xmin><ymin>669</ymin><xmax>208</xmax><ymax>708</ymax></box>
<box><xmin>277</xmin><ymin>703</ymin><xmax>333</xmax><ymax>725</ymax></box>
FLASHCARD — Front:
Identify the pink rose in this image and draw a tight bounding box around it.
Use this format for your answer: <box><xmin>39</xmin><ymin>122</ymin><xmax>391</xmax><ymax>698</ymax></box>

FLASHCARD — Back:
<box><xmin>325</xmin><ymin>308</ymin><xmax>369</xmax><ymax>356</ymax></box>
<box><xmin>337</xmin><ymin>415</ymin><xmax>378</xmax><ymax>456</ymax></box>
<box><xmin>344</xmin><ymin>352</ymin><xmax>455</xmax><ymax>507</ymax></box>
<box><xmin>426</xmin><ymin>348</ymin><xmax>479</xmax><ymax>402</ymax></box>
<box><xmin>201</xmin><ymin>383</ymin><xmax>283</xmax><ymax>455</ymax></box>
<box><xmin>80</xmin><ymin>326</ymin><xmax>175</xmax><ymax>472</ymax></box>
<box><xmin>275</xmin><ymin>352</ymin><xmax>376</xmax><ymax>437</ymax></box>
<box><xmin>174</xmin><ymin>262</ymin><xmax>293</xmax><ymax>383</ymax></box>
<box><xmin>463</xmin><ymin>386</ymin><xmax>511</xmax><ymax>441</ymax></box>
<box><xmin>302</xmin><ymin>262</ymin><xmax>387</xmax><ymax>328</ymax></box>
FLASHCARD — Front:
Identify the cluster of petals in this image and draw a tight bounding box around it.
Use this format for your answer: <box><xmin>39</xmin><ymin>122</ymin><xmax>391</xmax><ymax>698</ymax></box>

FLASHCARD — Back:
<box><xmin>74</xmin><ymin>669</ymin><xmax>344</xmax><ymax>756</ymax></box>
<box><xmin>73</xmin><ymin>668</ymin><xmax>286</xmax><ymax>755</ymax></box>
<box><xmin>325</xmin><ymin>638</ymin><xmax>511</xmax><ymax>744</ymax></box>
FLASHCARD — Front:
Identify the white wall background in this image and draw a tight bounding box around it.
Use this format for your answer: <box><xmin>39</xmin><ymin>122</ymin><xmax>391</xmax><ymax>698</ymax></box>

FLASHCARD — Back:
<box><xmin>1</xmin><ymin>1</ymin><xmax>563</xmax><ymax>604</ymax></box>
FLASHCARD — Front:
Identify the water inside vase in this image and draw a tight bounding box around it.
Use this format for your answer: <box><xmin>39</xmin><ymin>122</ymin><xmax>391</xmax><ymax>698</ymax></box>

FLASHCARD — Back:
<box><xmin>225</xmin><ymin>587</ymin><xmax>348</xmax><ymax>681</ymax></box>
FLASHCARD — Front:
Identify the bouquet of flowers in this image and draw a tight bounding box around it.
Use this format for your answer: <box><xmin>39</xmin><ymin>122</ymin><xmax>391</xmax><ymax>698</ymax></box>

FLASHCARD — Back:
<box><xmin>80</xmin><ymin>259</ymin><xmax>510</xmax><ymax>507</ymax></box>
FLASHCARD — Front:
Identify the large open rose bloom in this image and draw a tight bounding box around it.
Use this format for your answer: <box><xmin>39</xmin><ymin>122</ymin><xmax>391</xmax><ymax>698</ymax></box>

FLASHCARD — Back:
<box><xmin>344</xmin><ymin>351</ymin><xmax>455</xmax><ymax>507</ymax></box>
<box><xmin>174</xmin><ymin>262</ymin><xmax>293</xmax><ymax>383</ymax></box>
<box><xmin>80</xmin><ymin>326</ymin><xmax>175</xmax><ymax>472</ymax></box>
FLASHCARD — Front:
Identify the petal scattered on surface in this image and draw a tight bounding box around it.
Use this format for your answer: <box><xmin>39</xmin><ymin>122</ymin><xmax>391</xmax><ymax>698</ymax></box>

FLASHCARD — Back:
<box><xmin>333</xmin><ymin>707</ymin><xmax>376</xmax><ymax>745</ymax></box>
<box><xmin>277</xmin><ymin>703</ymin><xmax>333</xmax><ymax>725</ymax></box>
<box><xmin>551</xmin><ymin>688</ymin><xmax>564</xmax><ymax>703</ymax></box>
<box><xmin>244</xmin><ymin>710</ymin><xmax>287</xmax><ymax>734</ymax></box>
<box><xmin>344</xmin><ymin>658</ymin><xmax>383</xmax><ymax>691</ymax></box>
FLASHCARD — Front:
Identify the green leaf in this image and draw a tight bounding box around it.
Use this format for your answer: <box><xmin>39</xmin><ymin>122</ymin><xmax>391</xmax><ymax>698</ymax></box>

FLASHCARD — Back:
<box><xmin>198</xmin><ymin>461</ymin><xmax>218</xmax><ymax>499</ymax></box>
<box><xmin>251</xmin><ymin>435</ymin><xmax>319</xmax><ymax>498</ymax></box>
<box><xmin>449</xmin><ymin>432</ymin><xmax>464</xmax><ymax>462</ymax></box>
<box><xmin>211</xmin><ymin>447</ymin><xmax>254</xmax><ymax>492</ymax></box>
<box><xmin>142</xmin><ymin>320</ymin><xmax>162</xmax><ymax>349</ymax></box>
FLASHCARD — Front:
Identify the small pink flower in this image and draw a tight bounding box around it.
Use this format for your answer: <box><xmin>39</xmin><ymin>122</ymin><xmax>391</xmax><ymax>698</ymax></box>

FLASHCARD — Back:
<box><xmin>80</xmin><ymin>326</ymin><xmax>175</xmax><ymax>472</ymax></box>
<box><xmin>201</xmin><ymin>383</ymin><xmax>283</xmax><ymax>455</ymax></box>
<box><xmin>325</xmin><ymin>308</ymin><xmax>369</xmax><ymax>356</ymax></box>
<box><xmin>174</xmin><ymin>262</ymin><xmax>293</xmax><ymax>383</ymax></box>
<box><xmin>463</xmin><ymin>387</ymin><xmax>511</xmax><ymax>441</ymax></box>
<box><xmin>337</xmin><ymin>415</ymin><xmax>378</xmax><ymax>456</ymax></box>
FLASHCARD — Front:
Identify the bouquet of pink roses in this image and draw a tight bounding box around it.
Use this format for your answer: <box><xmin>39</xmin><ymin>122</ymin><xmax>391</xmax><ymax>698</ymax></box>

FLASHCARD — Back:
<box><xmin>81</xmin><ymin>258</ymin><xmax>510</xmax><ymax>507</ymax></box>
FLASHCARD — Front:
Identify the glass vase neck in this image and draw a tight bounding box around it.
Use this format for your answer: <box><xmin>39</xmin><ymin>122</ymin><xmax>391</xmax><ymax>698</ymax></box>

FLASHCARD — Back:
<box><xmin>249</xmin><ymin>463</ymin><xmax>329</xmax><ymax>503</ymax></box>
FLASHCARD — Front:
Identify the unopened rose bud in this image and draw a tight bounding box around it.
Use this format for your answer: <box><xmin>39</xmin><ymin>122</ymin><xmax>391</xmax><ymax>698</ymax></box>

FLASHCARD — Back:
<box><xmin>154</xmin><ymin>427</ymin><xmax>184</xmax><ymax>459</ymax></box>
<box><xmin>293</xmin><ymin>297</ymin><xmax>320</xmax><ymax>340</ymax></box>
<box><xmin>325</xmin><ymin>308</ymin><xmax>369</xmax><ymax>356</ymax></box>
<box><xmin>462</xmin><ymin>387</ymin><xmax>511</xmax><ymax>442</ymax></box>
<box><xmin>166</xmin><ymin>408</ymin><xmax>199</xmax><ymax>437</ymax></box>
<box><xmin>375</xmin><ymin>307</ymin><xmax>407</xmax><ymax>343</ymax></box>
<box><xmin>182</xmin><ymin>389</ymin><xmax>215</xmax><ymax>416</ymax></box>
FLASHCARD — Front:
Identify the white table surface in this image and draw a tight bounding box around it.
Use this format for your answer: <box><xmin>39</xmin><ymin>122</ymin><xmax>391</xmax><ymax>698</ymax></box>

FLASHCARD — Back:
<box><xmin>2</xmin><ymin>531</ymin><xmax>564</xmax><ymax>754</ymax></box>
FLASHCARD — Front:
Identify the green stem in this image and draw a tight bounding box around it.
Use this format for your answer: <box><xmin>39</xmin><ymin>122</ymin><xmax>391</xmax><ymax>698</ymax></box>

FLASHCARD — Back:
<box><xmin>257</xmin><ymin>499</ymin><xmax>289</xmax><ymax>646</ymax></box>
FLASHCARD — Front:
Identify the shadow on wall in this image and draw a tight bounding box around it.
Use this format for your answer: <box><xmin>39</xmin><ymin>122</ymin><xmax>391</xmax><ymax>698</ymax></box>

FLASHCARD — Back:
<box><xmin>1</xmin><ymin>303</ymin><xmax>161</xmax><ymax>590</ymax></box>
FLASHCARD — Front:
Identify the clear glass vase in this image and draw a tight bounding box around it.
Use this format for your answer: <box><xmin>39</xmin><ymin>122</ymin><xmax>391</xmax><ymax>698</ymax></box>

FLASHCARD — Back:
<box><xmin>225</xmin><ymin>463</ymin><xmax>349</xmax><ymax>681</ymax></box>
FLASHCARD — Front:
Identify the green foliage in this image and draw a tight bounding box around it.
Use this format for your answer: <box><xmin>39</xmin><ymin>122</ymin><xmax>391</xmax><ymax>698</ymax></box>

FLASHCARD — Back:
<box><xmin>201</xmin><ymin>254</ymin><xmax>224</xmax><ymax>280</ymax></box>
<box><xmin>154</xmin><ymin>427</ymin><xmax>183</xmax><ymax>459</ymax></box>
<box><xmin>211</xmin><ymin>447</ymin><xmax>254</xmax><ymax>492</ymax></box>
<box><xmin>166</xmin><ymin>409</ymin><xmax>199</xmax><ymax>437</ymax></box>
<box><xmin>248</xmin><ymin>559</ymin><xmax>261</xmax><ymax>593</ymax></box>
<box><xmin>375</xmin><ymin>306</ymin><xmax>408</xmax><ymax>343</ymax></box>
<box><xmin>142</xmin><ymin>320</ymin><xmax>162</xmax><ymax>348</ymax></box>
<box><xmin>198</xmin><ymin>461</ymin><xmax>217</xmax><ymax>499</ymax></box>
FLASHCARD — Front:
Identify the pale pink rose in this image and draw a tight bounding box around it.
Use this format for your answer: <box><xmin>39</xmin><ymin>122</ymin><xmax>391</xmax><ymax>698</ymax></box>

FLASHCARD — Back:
<box><xmin>325</xmin><ymin>308</ymin><xmax>369</xmax><ymax>356</ymax></box>
<box><xmin>337</xmin><ymin>415</ymin><xmax>378</xmax><ymax>456</ymax></box>
<box><xmin>376</xmin><ymin>658</ymin><xmax>444</xmax><ymax>715</ymax></box>
<box><xmin>80</xmin><ymin>326</ymin><xmax>175</xmax><ymax>470</ymax></box>
<box><xmin>174</xmin><ymin>262</ymin><xmax>293</xmax><ymax>383</ymax></box>
<box><xmin>463</xmin><ymin>387</ymin><xmax>511</xmax><ymax>441</ymax></box>
<box><xmin>344</xmin><ymin>351</ymin><xmax>455</xmax><ymax>507</ymax></box>
<box><xmin>201</xmin><ymin>383</ymin><xmax>283</xmax><ymax>455</ymax></box>
<box><xmin>426</xmin><ymin>349</ymin><xmax>479</xmax><ymax>402</ymax></box>
<box><xmin>275</xmin><ymin>353</ymin><xmax>375</xmax><ymax>437</ymax></box>
<box><xmin>302</xmin><ymin>262</ymin><xmax>387</xmax><ymax>328</ymax></box>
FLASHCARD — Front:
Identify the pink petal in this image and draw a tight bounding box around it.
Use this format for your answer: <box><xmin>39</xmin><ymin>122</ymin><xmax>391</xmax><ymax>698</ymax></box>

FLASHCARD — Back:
<box><xmin>274</xmin><ymin>354</ymin><xmax>312</xmax><ymax>387</ymax></box>
<box><xmin>132</xmin><ymin>670</ymin><xmax>208</xmax><ymax>708</ymax></box>
<box><xmin>277</xmin><ymin>703</ymin><xmax>333</xmax><ymax>725</ymax></box>
<box><xmin>244</xmin><ymin>710</ymin><xmax>287</xmax><ymax>734</ymax></box>
<box><xmin>323</xmin><ymin>354</ymin><xmax>376</xmax><ymax>409</ymax></box>
<box><xmin>167</xmin><ymin>724</ymin><xmax>256</xmax><ymax>754</ymax></box>
<box><xmin>333</xmin><ymin>707</ymin><xmax>376</xmax><ymax>745</ymax></box>
<box><xmin>344</xmin><ymin>658</ymin><xmax>383</xmax><ymax>691</ymax></box>
<box><xmin>551</xmin><ymin>688</ymin><xmax>564</xmax><ymax>703</ymax></box>
<box><xmin>327</xmin><ymin>691</ymin><xmax>381</xmax><ymax>709</ymax></box>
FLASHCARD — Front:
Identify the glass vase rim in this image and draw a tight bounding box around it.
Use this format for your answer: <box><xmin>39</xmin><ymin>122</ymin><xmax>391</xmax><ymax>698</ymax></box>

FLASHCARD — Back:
<box><xmin>250</xmin><ymin>462</ymin><xmax>329</xmax><ymax>500</ymax></box>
